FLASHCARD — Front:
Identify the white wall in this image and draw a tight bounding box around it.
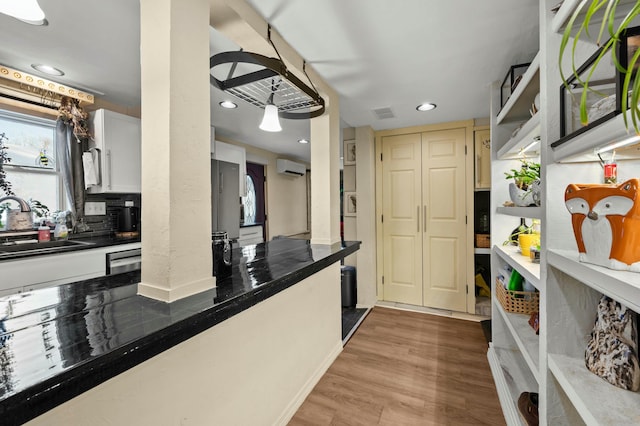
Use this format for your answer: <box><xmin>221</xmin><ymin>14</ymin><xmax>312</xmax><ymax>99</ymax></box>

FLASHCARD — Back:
<box><xmin>27</xmin><ymin>264</ymin><xmax>342</xmax><ymax>426</ymax></box>
<box><xmin>216</xmin><ymin>136</ymin><xmax>309</xmax><ymax>240</ymax></box>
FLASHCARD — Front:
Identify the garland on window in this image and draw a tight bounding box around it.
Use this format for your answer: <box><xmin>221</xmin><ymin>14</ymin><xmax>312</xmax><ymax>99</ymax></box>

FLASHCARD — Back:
<box><xmin>0</xmin><ymin>132</ymin><xmax>13</xmax><ymax>196</ymax></box>
<box><xmin>57</xmin><ymin>96</ymin><xmax>91</xmax><ymax>141</ymax></box>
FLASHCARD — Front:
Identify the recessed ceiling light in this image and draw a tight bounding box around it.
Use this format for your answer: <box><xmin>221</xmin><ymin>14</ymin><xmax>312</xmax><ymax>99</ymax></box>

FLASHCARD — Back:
<box><xmin>31</xmin><ymin>64</ymin><xmax>64</xmax><ymax>76</ymax></box>
<box><xmin>219</xmin><ymin>100</ymin><xmax>237</xmax><ymax>109</ymax></box>
<box><xmin>416</xmin><ymin>103</ymin><xmax>437</xmax><ymax>111</ymax></box>
<box><xmin>298</xmin><ymin>138</ymin><xmax>309</xmax><ymax>144</ymax></box>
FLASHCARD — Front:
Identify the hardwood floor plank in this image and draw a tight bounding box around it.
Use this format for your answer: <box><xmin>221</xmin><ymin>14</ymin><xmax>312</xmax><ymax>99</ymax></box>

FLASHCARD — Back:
<box><xmin>289</xmin><ymin>307</ymin><xmax>505</xmax><ymax>426</ymax></box>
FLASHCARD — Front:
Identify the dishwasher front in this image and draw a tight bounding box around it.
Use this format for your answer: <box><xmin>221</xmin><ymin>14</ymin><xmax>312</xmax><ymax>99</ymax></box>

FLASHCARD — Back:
<box><xmin>106</xmin><ymin>248</ymin><xmax>141</xmax><ymax>275</ymax></box>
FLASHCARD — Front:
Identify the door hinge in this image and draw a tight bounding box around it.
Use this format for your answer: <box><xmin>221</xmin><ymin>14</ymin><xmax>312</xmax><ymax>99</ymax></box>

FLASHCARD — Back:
<box><xmin>382</xmin><ymin>275</ymin><xmax>384</xmax><ymax>284</ymax></box>
<box><xmin>381</xmin><ymin>214</ymin><xmax>384</xmax><ymax>223</ymax></box>
<box><xmin>465</xmin><ymin>145</ymin><xmax>468</xmax><ymax>155</ymax></box>
<box><xmin>465</xmin><ymin>215</ymin><xmax>468</xmax><ymax>224</ymax></box>
<box><xmin>380</xmin><ymin>153</ymin><xmax>383</xmax><ymax>161</ymax></box>
<box><xmin>466</xmin><ymin>285</ymin><xmax>469</xmax><ymax>294</ymax></box>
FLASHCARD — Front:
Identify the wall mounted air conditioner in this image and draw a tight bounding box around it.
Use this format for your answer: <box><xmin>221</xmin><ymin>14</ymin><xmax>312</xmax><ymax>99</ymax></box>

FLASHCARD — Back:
<box><xmin>276</xmin><ymin>159</ymin><xmax>306</xmax><ymax>176</ymax></box>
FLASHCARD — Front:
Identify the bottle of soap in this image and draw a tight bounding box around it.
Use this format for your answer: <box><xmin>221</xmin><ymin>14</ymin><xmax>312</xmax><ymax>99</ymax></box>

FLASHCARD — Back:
<box><xmin>54</xmin><ymin>219</ymin><xmax>68</xmax><ymax>240</ymax></box>
<box><xmin>38</xmin><ymin>221</ymin><xmax>50</xmax><ymax>242</ymax></box>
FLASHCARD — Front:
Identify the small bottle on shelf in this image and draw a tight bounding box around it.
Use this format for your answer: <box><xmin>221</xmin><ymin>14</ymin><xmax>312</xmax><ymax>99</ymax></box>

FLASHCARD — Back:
<box><xmin>37</xmin><ymin>221</ymin><xmax>50</xmax><ymax>243</ymax></box>
<box><xmin>509</xmin><ymin>217</ymin><xmax>529</xmax><ymax>244</ymax></box>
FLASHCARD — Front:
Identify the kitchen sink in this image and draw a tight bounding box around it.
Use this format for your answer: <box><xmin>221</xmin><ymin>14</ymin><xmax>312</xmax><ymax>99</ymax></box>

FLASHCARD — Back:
<box><xmin>0</xmin><ymin>239</ymin><xmax>96</xmax><ymax>256</ymax></box>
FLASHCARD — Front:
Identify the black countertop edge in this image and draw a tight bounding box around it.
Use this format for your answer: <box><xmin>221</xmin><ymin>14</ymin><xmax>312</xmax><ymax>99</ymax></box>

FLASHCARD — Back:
<box><xmin>1</xmin><ymin>240</ymin><xmax>360</xmax><ymax>425</ymax></box>
<box><xmin>0</xmin><ymin>235</ymin><xmax>141</xmax><ymax>262</ymax></box>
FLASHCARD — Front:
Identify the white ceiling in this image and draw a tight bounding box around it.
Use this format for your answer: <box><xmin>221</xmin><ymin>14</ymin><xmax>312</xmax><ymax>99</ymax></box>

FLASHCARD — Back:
<box><xmin>0</xmin><ymin>0</ymin><xmax>540</xmax><ymax>163</ymax></box>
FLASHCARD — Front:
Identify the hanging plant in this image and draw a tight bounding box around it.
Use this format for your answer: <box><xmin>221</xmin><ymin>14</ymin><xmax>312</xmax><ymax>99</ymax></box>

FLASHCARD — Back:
<box><xmin>57</xmin><ymin>96</ymin><xmax>91</xmax><ymax>141</ymax></box>
<box><xmin>559</xmin><ymin>0</ymin><xmax>640</xmax><ymax>132</ymax></box>
<box><xmin>0</xmin><ymin>132</ymin><xmax>14</xmax><ymax>196</ymax></box>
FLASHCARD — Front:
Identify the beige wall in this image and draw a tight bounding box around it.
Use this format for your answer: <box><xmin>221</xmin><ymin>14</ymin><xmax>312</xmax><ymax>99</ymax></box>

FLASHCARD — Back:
<box><xmin>216</xmin><ymin>136</ymin><xmax>309</xmax><ymax>240</ymax></box>
<box><xmin>342</xmin><ymin>127</ymin><xmax>357</xmax><ymax>266</ymax></box>
<box><xmin>27</xmin><ymin>264</ymin><xmax>342</xmax><ymax>426</ymax></box>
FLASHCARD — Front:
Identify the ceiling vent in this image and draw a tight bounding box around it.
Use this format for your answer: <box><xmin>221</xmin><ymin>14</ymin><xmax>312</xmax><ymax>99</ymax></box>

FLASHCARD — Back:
<box><xmin>277</xmin><ymin>159</ymin><xmax>306</xmax><ymax>176</ymax></box>
<box><xmin>372</xmin><ymin>107</ymin><xmax>395</xmax><ymax>120</ymax></box>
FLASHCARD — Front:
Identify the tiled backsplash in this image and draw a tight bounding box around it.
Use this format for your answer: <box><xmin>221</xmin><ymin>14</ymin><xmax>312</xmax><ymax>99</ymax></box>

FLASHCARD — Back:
<box><xmin>82</xmin><ymin>193</ymin><xmax>141</xmax><ymax>236</ymax></box>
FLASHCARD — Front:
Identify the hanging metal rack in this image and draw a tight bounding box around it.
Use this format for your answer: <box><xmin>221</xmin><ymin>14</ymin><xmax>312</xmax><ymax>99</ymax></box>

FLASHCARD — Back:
<box><xmin>209</xmin><ymin>25</ymin><xmax>325</xmax><ymax>119</ymax></box>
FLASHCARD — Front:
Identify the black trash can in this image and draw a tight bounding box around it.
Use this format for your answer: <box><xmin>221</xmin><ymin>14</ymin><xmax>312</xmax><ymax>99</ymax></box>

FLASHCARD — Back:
<box><xmin>341</xmin><ymin>266</ymin><xmax>357</xmax><ymax>308</ymax></box>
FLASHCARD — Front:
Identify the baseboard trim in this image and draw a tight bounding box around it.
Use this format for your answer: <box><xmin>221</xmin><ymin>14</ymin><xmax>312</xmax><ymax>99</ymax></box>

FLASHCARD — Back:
<box><xmin>275</xmin><ymin>341</ymin><xmax>343</xmax><ymax>425</ymax></box>
<box><xmin>375</xmin><ymin>300</ymin><xmax>489</xmax><ymax>322</ymax></box>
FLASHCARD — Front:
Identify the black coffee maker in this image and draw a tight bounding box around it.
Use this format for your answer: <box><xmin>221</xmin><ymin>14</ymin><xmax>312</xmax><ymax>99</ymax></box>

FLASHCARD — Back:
<box><xmin>212</xmin><ymin>231</ymin><xmax>232</xmax><ymax>279</ymax></box>
<box><xmin>118</xmin><ymin>206</ymin><xmax>139</xmax><ymax>233</ymax></box>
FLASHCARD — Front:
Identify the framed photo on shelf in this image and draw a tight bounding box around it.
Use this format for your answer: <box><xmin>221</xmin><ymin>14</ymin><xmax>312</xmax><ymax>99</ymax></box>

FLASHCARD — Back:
<box><xmin>554</xmin><ymin>25</ymin><xmax>640</xmax><ymax>148</ymax></box>
<box><xmin>343</xmin><ymin>139</ymin><xmax>356</xmax><ymax>165</ymax></box>
<box><xmin>500</xmin><ymin>62</ymin><xmax>531</xmax><ymax>108</ymax></box>
<box><xmin>344</xmin><ymin>191</ymin><xmax>356</xmax><ymax>216</ymax></box>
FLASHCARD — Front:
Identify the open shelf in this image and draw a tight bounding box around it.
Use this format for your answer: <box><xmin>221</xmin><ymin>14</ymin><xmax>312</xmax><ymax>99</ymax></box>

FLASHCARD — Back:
<box><xmin>551</xmin><ymin>113</ymin><xmax>640</xmax><ymax>162</ymax></box>
<box><xmin>551</xmin><ymin>0</ymin><xmax>638</xmax><ymax>36</ymax></box>
<box><xmin>548</xmin><ymin>353</ymin><xmax>640</xmax><ymax>425</ymax></box>
<box><xmin>496</xmin><ymin>206</ymin><xmax>542</xmax><ymax>219</ymax></box>
<box><xmin>488</xmin><ymin>345</ymin><xmax>536</xmax><ymax>426</ymax></box>
<box><xmin>497</xmin><ymin>53</ymin><xmax>541</xmax><ymax>125</ymax></box>
<box><xmin>475</xmin><ymin>247</ymin><xmax>491</xmax><ymax>255</ymax></box>
<box><xmin>494</xmin><ymin>299</ymin><xmax>539</xmax><ymax>382</ymax></box>
<box><xmin>547</xmin><ymin>249</ymin><xmax>640</xmax><ymax>314</ymax></box>
<box><xmin>497</xmin><ymin>113</ymin><xmax>540</xmax><ymax>160</ymax></box>
<box><xmin>494</xmin><ymin>244</ymin><xmax>541</xmax><ymax>291</ymax></box>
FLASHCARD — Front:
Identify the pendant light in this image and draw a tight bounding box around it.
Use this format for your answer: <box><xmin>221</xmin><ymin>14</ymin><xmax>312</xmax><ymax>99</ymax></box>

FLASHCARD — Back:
<box><xmin>259</xmin><ymin>80</ymin><xmax>282</xmax><ymax>132</ymax></box>
<box><xmin>259</xmin><ymin>97</ymin><xmax>282</xmax><ymax>132</ymax></box>
<box><xmin>0</xmin><ymin>0</ymin><xmax>47</xmax><ymax>25</ymax></box>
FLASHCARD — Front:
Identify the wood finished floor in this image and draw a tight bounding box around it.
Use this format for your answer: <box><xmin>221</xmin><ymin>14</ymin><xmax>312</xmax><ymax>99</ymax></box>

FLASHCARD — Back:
<box><xmin>289</xmin><ymin>307</ymin><xmax>505</xmax><ymax>426</ymax></box>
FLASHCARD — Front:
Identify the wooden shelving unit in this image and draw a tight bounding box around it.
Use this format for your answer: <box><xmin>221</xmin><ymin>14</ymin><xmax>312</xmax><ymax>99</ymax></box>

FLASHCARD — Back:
<box><xmin>487</xmin><ymin>1</ymin><xmax>640</xmax><ymax>424</ymax></box>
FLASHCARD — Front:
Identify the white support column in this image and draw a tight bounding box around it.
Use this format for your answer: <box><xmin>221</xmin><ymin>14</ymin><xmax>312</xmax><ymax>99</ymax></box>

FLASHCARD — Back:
<box><xmin>310</xmin><ymin>91</ymin><xmax>341</xmax><ymax>245</ymax></box>
<box><xmin>138</xmin><ymin>0</ymin><xmax>215</xmax><ymax>302</ymax></box>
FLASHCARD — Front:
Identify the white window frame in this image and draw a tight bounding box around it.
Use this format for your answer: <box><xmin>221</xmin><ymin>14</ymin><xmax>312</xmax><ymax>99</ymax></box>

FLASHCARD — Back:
<box><xmin>0</xmin><ymin>109</ymin><xmax>66</xmax><ymax>212</ymax></box>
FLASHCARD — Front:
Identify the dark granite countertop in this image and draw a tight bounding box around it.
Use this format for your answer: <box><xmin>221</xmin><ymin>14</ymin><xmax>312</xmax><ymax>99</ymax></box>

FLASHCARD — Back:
<box><xmin>0</xmin><ymin>238</ymin><xmax>359</xmax><ymax>425</ymax></box>
<box><xmin>0</xmin><ymin>233</ymin><xmax>140</xmax><ymax>261</ymax></box>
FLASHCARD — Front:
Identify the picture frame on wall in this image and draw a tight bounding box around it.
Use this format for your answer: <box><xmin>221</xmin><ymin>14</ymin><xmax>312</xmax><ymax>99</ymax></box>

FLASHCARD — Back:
<box><xmin>344</xmin><ymin>191</ymin><xmax>357</xmax><ymax>216</ymax></box>
<box><xmin>343</xmin><ymin>140</ymin><xmax>356</xmax><ymax>165</ymax></box>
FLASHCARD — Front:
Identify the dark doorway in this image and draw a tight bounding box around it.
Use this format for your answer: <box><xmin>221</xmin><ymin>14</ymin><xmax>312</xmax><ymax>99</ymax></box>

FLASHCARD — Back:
<box><xmin>245</xmin><ymin>162</ymin><xmax>266</xmax><ymax>240</ymax></box>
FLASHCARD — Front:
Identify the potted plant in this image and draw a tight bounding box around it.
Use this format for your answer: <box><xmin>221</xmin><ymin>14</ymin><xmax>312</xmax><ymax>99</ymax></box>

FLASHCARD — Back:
<box><xmin>505</xmin><ymin>159</ymin><xmax>541</xmax><ymax>206</ymax></box>
<box><xmin>560</xmin><ymin>1</ymin><xmax>640</xmax><ymax>132</ymax></box>
<box><xmin>28</xmin><ymin>199</ymin><xmax>50</xmax><ymax>224</ymax></box>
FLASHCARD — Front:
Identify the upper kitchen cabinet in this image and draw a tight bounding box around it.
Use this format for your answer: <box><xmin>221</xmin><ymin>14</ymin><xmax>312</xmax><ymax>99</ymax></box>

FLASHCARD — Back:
<box><xmin>212</xmin><ymin>140</ymin><xmax>247</xmax><ymax>197</ymax></box>
<box><xmin>87</xmin><ymin>109</ymin><xmax>141</xmax><ymax>194</ymax></box>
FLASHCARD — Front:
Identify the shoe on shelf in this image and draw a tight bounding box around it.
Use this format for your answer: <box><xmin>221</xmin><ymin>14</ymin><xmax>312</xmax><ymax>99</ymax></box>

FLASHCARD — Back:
<box><xmin>517</xmin><ymin>392</ymin><xmax>539</xmax><ymax>426</ymax></box>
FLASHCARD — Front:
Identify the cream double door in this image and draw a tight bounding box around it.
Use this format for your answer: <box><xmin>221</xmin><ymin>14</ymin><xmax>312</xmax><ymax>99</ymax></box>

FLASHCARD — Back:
<box><xmin>382</xmin><ymin>128</ymin><xmax>467</xmax><ymax>312</ymax></box>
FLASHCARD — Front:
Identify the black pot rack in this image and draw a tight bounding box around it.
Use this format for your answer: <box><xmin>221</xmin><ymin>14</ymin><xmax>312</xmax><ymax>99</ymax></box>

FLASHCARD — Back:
<box><xmin>209</xmin><ymin>26</ymin><xmax>325</xmax><ymax>120</ymax></box>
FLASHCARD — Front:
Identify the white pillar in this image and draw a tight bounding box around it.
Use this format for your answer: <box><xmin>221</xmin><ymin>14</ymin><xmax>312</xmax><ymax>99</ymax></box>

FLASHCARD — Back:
<box><xmin>138</xmin><ymin>0</ymin><xmax>215</xmax><ymax>302</ymax></box>
<box><xmin>310</xmin><ymin>92</ymin><xmax>341</xmax><ymax>245</ymax></box>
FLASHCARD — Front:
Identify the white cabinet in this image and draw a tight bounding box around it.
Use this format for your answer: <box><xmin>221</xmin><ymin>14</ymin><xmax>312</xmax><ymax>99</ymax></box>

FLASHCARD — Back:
<box><xmin>88</xmin><ymin>109</ymin><xmax>141</xmax><ymax>193</ymax></box>
<box><xmin>238</xmin><ymin>225</ymin><xmax>263</xmax><ymax>247</ymax></box>
<box><xmin>1</xmin><ymin>242</ymin><xmax>141</xmax><ymax>293</ymax></box>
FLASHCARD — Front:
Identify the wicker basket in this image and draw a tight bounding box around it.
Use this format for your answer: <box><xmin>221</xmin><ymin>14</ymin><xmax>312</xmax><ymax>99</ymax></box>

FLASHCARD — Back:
<box><xmin>476</xmin><ymin>234</ymin><xmax>490</xmax><ymax>248</ymax></box>
<box><xmin>496</xmin><ymin>279</ymin><xmax>539</xmax><ymax>315</ymax></box>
